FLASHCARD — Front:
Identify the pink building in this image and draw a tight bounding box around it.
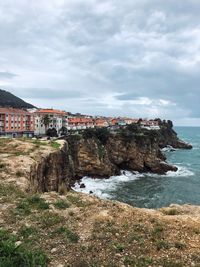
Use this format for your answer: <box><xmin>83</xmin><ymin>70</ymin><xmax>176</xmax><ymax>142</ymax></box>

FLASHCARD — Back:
<box><xmin>0</xmin><ymin>108</ymin><xmax>35</xmax><ymax>137</ymax></box>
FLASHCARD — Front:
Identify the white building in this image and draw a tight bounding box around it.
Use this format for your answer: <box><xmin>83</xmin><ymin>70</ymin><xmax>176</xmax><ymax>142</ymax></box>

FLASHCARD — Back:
<box><xmin>34</xmin><ymin>109</ymin><xmax>67</xmax><ymax>135</ymax></box>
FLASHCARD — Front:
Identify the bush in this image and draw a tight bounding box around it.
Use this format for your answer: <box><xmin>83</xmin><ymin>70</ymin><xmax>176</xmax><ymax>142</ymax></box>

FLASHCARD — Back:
<box><xmin>0</xmin><ymin>229</ymin><xmax>47</xmax><ymax>267</ymax></box>
<box><xmin>54</xmin><ymin>199</ymin><xmax>70</xmax><ymax>209</ymax></box>
<box><xmin>46</xmin><ymin>128</ymin><xmax>58</xmax><ymax>137</ymax></box>
<box><xmin>83</xmin><ymin>128</ymin><xmax>110</xmax><ymax>145</ymax></box>
<box><xmin>55</xmin><ymin>227</ymin><xmax>79</xmax><ymax>243</ymax></box>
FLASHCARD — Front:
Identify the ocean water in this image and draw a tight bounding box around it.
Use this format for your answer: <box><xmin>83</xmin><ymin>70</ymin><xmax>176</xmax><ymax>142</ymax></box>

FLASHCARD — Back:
<box><xmin>73</xmin><ymin>127</ymin><xmax>200</xmax><ymax>209</ymax></box>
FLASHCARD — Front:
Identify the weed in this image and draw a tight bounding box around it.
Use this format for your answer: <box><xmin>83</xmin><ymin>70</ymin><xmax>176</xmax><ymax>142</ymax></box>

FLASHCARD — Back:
<box><xmin>174</xmin><ymin>242</ymin><xmax>186</xmax><ymax>250</ymax></box>
<box><xmin>18</xmin><ymin>226</ymin><xmax>38</xmax><ymax>239</ymax></box>
<box><xmin>54</xmin><ymin>199</ymin><xmax>70</xmax><ymax>209</ymax></box>
<box><xmin>0</xmin><ymin>228</ymin><xmax>47</xmax><ymax>267</ymax></box>
<box><xmin>15</xmin><ymin>196</ymin><xmax>49</xmax><ymax>216</ymax></box>
<box><xmin>15</xmin><ymin>201</ymin><xmax>31</xmax><ymax>216</ymax></box>
<box><xmin>152</xmin><ymin>224</ymin><xmax>164</xmax><ymax>238</ymax></box>
<box><xmin>51</xmin><ymin>141</ymin><xmax>61</xmax><ymax>149</ymax></box>
<box><xmin>156</xmin><ymin>240</ymin><xmax>170</xmax><ymax>250</ymax></box>
<box><xmin>27</xmin><ymin>195</ymin><xmax>50</xmax><ymax>210</ymax></box>
<box><xmin>113</xmin><ymin>242</ymin><xmax>125</xmax><ymax>252</ymax></box>
<box><xmin>38</xmin><ymin>211</ymin><xmax>64</xmax><ymax>228</ymax></box>
<box><xmin>128</xmin><ymin>231</ymin><xmax>141</xmax><ymax>243</ymax></box>
<box><xmin>123</xmin><ymin>256</ymin><xmax>153</xmax><ymax>267</ymax></box>
<box><xmin>55</xmin><ymin>226</ymin><xmax>79</xmax><ymax>243</ymax></box>
<box><xmin>160</xmin><ymin>259</ymin><xmax>184</xmax><ymax>267</ymax></box>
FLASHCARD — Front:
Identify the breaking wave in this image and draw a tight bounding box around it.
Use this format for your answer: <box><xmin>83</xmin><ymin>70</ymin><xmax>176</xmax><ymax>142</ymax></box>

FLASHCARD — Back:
<box><xmin>73</xmin><ymin>166</ymin><xmax>194</xmax><ymax>200</ymax></box>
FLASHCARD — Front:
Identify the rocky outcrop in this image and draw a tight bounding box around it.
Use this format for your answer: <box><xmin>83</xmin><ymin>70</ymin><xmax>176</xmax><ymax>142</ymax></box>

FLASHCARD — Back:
<box><xmin>29</xmin><ymin>142</ymin><xmax>74</xmax><ymax>193</ymax></box>
<box><xmin>157</xmin><ymin>120</ymin><xmax>192</xmax><ymax>149</ymax></box>
<box><xmin>29</xmin><ymin>123</ymin><xmax>193</xmax><ymax>192</ymax></box>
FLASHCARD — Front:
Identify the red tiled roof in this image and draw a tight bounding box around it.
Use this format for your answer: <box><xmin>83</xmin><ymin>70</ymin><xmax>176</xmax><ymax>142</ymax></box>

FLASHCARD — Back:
<box><xmin>69</xmin><ymin>117</ymin><xmax>93</xmax><ymax>123</ymax></box>
<box><xmin>35</xmin><ymin>109</ymin><xmax>66</xmax><ymax>115</ymax></box>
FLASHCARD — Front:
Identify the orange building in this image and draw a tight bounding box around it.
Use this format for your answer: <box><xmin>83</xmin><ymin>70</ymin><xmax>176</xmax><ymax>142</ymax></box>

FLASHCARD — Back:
<box><xmin>95</xmin><ymin>119</ymin><xmax>109</xmax><ymax>128</ymax></box>
<box><xmin>0</xmin><ymin>108</ymin><xmax>34</xmax><ymax>137</ymax></box>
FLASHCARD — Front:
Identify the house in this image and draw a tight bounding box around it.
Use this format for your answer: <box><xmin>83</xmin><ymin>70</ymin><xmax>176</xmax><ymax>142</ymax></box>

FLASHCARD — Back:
<box><xmin>0</xmin><ymin>108</ymin><xmax>35</xmax><ymax>137</ymax></box>
<box><xmin>67</xmin><ymin>117</ymin><xmax>94</xmax><ymax>130</ymax></box>
<box><xmin>140</xmin><ymin>120</ymin><xmax>160</xmax><ymax>130</ymax></box>
<box><xmin>95</xmin><ymin>118</ymin><xmax>109</xmax><ymax>128</ymax></box>
<box><xmin>34</xmin><ymin>109</ymin><xmax>67</xmax><ymax>135</ymax></box>
<box><xmin>124</xmin><ymin>118</ymin><xmax>139</xmax><ymax>125</ymax></box>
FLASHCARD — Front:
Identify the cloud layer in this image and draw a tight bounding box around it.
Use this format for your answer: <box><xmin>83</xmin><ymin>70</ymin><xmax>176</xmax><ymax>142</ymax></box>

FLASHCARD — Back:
<box><xmin>0</xmin><ymin>0</ymin><xmax>200</xmax><ymax>125</ymax></box>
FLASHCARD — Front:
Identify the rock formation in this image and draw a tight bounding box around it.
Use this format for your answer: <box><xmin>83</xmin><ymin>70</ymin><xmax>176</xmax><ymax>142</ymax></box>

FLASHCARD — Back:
<box><xmin>29</xmin><ymin>124</ymin><xmax>188</xmax><ymax>193</ymax></box>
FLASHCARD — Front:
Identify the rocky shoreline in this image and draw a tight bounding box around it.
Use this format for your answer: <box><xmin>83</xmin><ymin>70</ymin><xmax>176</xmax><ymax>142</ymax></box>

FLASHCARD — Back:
<box><xmin>29</xmin><ymin>121</ymin><xmax>192</xmax><ymax>193</ymax></box>
<box><xmin>0</xmin><ymin>121</ymin><xmax>192</xmax><ymax>194</ymax></box>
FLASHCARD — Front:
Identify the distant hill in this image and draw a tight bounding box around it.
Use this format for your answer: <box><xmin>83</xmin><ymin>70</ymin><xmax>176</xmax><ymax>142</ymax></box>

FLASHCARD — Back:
<box><xmin>0</xmin><ymin>89</ymin><xmax>35</xmax><ymax>109</ymax></box>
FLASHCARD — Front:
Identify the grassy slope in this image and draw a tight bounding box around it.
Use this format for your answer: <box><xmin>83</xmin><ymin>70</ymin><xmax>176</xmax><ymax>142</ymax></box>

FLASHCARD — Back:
<box><xmin>0</xmin><ymin>139</ymin><xmax>200</xmax><ymax>267</ymax></box>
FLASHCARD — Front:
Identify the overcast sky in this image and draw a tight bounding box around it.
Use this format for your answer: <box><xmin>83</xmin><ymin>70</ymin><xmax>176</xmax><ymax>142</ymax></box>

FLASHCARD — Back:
<box><xmin>0</xmin><ymin>0</ymin><xmax>200</xmax><ymax>125</ymax></box>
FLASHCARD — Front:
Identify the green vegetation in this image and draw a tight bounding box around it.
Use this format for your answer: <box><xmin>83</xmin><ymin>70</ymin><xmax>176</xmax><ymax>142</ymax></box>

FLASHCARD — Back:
<box><xmin>55</xmin><ymin>226</ymin><xmax>79</xmax><ymax>243</ymax></box>
<box><xmin>18</xmin><ymin>226</ymin><xmax>38</xmax><ymax>239</ymax></box>
<box><xmin>14</xmin><ymin>195</ymin><xmax>49</xmax><ymax>217</ymax></box>
<box><xmin>50</xmin><ymin>141</ymin><xmax>61</xmax><ymax>149</ymax></box>
<box><xmin>156</xmin><ymin>240</ymin><xmax>170</xmax><ymax>251</ymax></box>
<box><xmin>54</xmin><ymin>199</ymin><xmax>70</xmax><ymax>209</ymax></box>
<box><xmin>83</xmin><ymin>128</ymin><xmax>110</xmax><ymax>145</ymax></box>
<box><xmin>0</xmin><ymin>228</ymin><xmax>47</xmax><ymax>267</ymax></box>
<box><xmin>113</xmin><ymin>242</ymin><xmax>125</xmax><ymax>252</ymax></box>
<box><xmin>37</xmin><ymin>211</ymin><xmax>64</xmax><ymax>228</ymax></box>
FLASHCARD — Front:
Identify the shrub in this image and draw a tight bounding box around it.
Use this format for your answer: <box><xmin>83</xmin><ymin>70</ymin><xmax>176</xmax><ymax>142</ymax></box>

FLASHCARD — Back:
<box><xmin>0</xmin><ymin>228</ymin><xmax>47</xmax><ymax>267</ymax></box>
<box><xmin>83</xmin><ymin>128</ymin><xmax>110</xmax><ymax>145</ymax></box>
<box><xmin>38</xmin><ymin>211</ymin><xmax>64</xmax><ymax>228</ymax></box>
<box><xmin>51</xmin><ymin>141</ymin><xmax>61</xmax><ymax>150</ymax></box>
<box><xmin>54</xmin><ymin>199</ymin><xmax>70</xmax><ymax>209</ymax></box>
<box><xmin>18</xmin><ymin>226</ymin><xmax>38</xmax><ymax>239</ymax></box>
<box><xmin>156</xmin><ymin>240</ymin><xmax>170</xmax><ymax>250</ymax></box>
<box><xmin>113</xmin><ymin>242</ymin><xmax>125</xmax><ymax>252</ymax></box>
<box><xmin>55</xmin><ymin>227</ymin><xmax>79</xmax><ymax>243</ymax></box>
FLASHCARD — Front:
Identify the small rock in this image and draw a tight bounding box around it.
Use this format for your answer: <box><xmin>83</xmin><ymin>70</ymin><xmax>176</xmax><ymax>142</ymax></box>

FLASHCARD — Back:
<box><xmin>51</xmin><ymin>248</ymin><xmax>57</xmax><ymax>253</ymax></box>
<box><xmin>80</xmin><ymin>183</ymin><xmax>86</xmax><ymax>188</ymax></box>
<box><xmin>15</xmin><ymin>241</ymin><xmax>22</xmax><ymax>247</ymax></box>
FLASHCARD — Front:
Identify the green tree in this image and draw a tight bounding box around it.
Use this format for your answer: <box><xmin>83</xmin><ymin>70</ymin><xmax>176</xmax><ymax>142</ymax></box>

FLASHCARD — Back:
<box><xmin>42</xmin><ymin>115</ymin><xmax>51</xmax><ymax>134</ymax></box>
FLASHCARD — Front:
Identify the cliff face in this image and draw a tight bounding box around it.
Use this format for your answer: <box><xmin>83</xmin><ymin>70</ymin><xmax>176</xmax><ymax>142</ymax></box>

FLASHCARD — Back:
<box><xmin>66</xmin><ymin>132</ymin><xmax>177</xmax><ymax>180</ymax></box>
<box><xmin>29</xmin><ymin>142</ymin><xmax>74</xmax><ymax>193</ymax></box>
<box><xmin>157</xmin><ymin>120</ymin><xmax>192</xmax><ymax>149</ymax></box>
<box><xmin>28</xmin><ymin>123</ymin><xmax>192</xmax><ymax>193</ymax></box>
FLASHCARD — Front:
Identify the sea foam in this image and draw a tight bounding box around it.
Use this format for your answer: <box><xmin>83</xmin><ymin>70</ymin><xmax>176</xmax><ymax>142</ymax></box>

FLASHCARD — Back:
<box><xmin>73</xmin><ymin>166</ymin><xmax>194</xmax><ymax>200</ymax></box>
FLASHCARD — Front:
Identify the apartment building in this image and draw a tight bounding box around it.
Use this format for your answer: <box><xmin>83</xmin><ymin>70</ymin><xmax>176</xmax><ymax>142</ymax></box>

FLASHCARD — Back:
<box><xmin>95</xmin><ymin>118</ymin><xmax>109</xmax><ymax>128</ymax></box>
<box><xmin>68</xmin><ymin>117</ymin><xmax>94</xmax><ymax>130</ymax></box>
<box><xmin>34</xmin><ymin>109</ymin><xmax>67</xmax><ymax>135</ymax></box>
<box><xmin>0</xmin><ymin>108</ymin><xmax>34</xmax><ymax>137</ymax></box>
<box><xmin>140</xmin><ymin>120</ymin><xmax>160</xmax><ymax>130</ymax></box>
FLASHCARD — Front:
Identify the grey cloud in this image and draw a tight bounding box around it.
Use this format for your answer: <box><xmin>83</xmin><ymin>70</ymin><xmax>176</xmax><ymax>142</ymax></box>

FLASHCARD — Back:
<box><xmin>0</xmin><ymin>0</ymin><xmax>199</xmax><ymax>125</ymax></box>
<box><xmin>0</xmin><ymin>71</ymin><xmax>18</xmax><ymax>79</ymax></box>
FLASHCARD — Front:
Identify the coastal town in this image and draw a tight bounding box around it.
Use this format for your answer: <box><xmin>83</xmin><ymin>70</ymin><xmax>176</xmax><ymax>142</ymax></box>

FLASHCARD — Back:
<box><xmin>0</xmin><ymin>107</ymin><xmax>160</xmax><ymax>138</ymax></box>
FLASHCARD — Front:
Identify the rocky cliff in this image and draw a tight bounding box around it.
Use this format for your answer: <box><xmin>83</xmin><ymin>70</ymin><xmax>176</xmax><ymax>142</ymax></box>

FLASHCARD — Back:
<box><xmin>29</xmin><ymin>124</ymin><xmax>192</xmax><ymax>192</ymax></box>
<box><xmin>157</xmin><ymin>120</ymin><xmax>192</xmax><ymax>149</ymax></box>
<box><xmin>0</xmin><ymin>123</ymin><xmax>191</xmax><ymax>194</ymax></box>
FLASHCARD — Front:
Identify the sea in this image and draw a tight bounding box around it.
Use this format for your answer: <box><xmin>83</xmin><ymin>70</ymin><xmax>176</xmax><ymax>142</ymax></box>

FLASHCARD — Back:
<box><xmin>73</xmin><ymin>127</ymin><xmax>200</xmax><ymax>209</ymax></box>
